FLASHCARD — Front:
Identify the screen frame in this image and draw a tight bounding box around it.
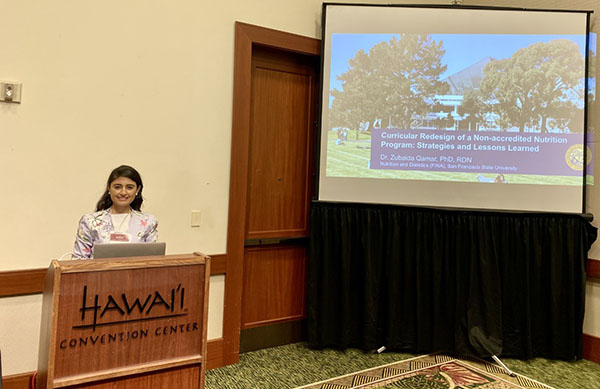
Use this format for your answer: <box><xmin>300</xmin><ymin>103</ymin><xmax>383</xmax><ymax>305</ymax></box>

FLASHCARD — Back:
<box><xmin>315</xmin><ymin>3</ymin><xmax>593</xmax><ymax>215</ymax></box>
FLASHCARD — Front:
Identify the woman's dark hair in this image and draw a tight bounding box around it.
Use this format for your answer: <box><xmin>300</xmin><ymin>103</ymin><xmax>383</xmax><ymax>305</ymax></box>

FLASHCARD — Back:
<box><xmin>95</xmin><ymin>165</ymin><xmax>144</xmax><ymax>211</ymax></box>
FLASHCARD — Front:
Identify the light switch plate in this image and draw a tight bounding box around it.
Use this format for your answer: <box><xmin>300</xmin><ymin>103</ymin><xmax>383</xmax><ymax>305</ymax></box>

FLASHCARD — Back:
<box><xmin>191</xmin><ymin>210</ymin><xmax>201</xmax><ymax>227</ymax></box>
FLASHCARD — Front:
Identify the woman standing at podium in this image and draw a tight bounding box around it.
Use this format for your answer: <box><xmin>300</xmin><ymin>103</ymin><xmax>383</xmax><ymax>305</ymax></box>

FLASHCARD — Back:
<box><xmin>72</xmin><ymin>165</ymin><xmax>158</xmax><ymax>259</ymax></box>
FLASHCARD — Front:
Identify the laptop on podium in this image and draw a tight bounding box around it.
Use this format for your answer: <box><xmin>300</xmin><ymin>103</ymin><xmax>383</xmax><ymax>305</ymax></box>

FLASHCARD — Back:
<box><xmin>93</xmin><ymin>242</ymin><xmax>166</xmax><ymax>259</ymax></box>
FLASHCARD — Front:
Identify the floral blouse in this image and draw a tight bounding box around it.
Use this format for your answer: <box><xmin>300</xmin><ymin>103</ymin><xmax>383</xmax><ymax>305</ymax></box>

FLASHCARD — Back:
<box><xmin>72</xmin><ymin>209</ymin><xmax>158</xmax><ymax>259</ymax></box>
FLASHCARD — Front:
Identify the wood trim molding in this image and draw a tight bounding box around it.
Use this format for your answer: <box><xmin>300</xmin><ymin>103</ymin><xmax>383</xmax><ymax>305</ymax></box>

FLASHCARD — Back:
<box><xmin>205</xmin><ymin>338</ymin><xmax>224</xmax><ymax>370</ymax></box>
<box><xmin>9</xmin><ymin>254</ymin><xmax>597</xmax><ymax>299</ymax></box>
<box><xmin>234</xmin><ymin>22</ymin><xmax>320</xmax><ymax>56</ymax></box>
<box><xmin>582</xmin><ymin>333</ymin><xmax>600</xmax><ymax>363</ymax></box>
<box><xmin>587</xmin><ymin>258</ymin><xmax>600</xmax><ymax>279</ymax></box>
<box><xmin>0</xmin><ymin>268</ymin><xmax>46</xmax><ymax>297</ymax></box>
<box><xmin>209</xmin><ymin>254</ymin><xmax>228</xmax><ymax>275</ymax></box>
<box><xmin>0</xmin><ymin>254</ymin><xmax>227</xmax><ymax>298</ymax></box>
<box><xmin>4</xmin><ymin>252</ymin><xmax>592</xmax><ymax>298</ymax></box>
<box><xmin>225</xmin><ymin>21</ymin><xmax>320</xmax><ymax>367</ymax></box>
<box><xmin>2</xmin><ymin>372</ymin><xmax>33</xmax><ymax>389</ymax></box>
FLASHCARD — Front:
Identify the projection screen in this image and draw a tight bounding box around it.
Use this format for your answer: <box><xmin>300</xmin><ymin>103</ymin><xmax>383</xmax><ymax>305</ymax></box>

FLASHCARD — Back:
<box><xmin>318</xmin><ymin>4</ymin><xmax>592</xmax><ymax>213</ymax></box>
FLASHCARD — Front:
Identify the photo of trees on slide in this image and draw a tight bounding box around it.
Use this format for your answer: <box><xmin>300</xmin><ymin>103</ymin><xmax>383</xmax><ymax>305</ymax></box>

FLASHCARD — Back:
<box><xmin>326</xmin><ymin>33</ymin><xmax>593</xmax><ymax>185</ymax></box>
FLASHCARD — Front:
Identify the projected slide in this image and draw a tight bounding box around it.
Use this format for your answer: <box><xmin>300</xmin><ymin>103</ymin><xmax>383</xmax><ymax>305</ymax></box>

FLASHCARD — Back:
<box><xmin>318</xmin><ymin>5</ymin><xmax>591</xmax><ymax>213</ymax></box>
<box><xmin>326</xmin><ymin>33</ymin><xmax>590</xmax><ymax>186</ymax></box>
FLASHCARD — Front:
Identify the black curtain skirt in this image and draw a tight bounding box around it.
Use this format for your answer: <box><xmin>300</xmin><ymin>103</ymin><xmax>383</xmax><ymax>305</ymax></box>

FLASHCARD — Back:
<box><xmin>307</xmin><ymin>201</ymin><xmax>597</xmax><ymax>360</ymax></box>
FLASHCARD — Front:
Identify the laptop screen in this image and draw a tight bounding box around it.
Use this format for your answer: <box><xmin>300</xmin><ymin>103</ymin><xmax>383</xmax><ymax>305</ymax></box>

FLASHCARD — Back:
<box><xmin>93</xmin><ymin>242</ymin><xmax>166</xmax><ymax>259</ymax></box>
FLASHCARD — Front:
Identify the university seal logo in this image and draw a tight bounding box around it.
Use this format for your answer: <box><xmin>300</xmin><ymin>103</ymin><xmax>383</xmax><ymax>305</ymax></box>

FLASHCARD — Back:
<box><xmin>565</xmin><ymin>144</ymin><xmax>591</xmax><ymax>171</ymax></box>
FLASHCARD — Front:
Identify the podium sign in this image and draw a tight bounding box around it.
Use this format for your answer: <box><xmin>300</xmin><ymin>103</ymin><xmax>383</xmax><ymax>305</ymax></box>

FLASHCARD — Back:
<box><xmin>37</xmin><ymin>254</ymin><xmax>210</xmax><ymax>389</ymax></box>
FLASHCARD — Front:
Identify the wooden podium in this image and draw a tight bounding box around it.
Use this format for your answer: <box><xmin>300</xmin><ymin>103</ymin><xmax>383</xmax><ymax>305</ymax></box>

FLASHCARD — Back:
<box><xmin>36</xmin><ymin>253</ymin><xmax>210</xmax><ymax>389</ymax></box>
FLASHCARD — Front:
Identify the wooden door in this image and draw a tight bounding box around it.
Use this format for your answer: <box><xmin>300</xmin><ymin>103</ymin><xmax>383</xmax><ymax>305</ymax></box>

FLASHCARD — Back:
<box><xmin>241</xmin><ymin>46</ymin><xmax>318</xmax><ymax>339</ymax></box>
<box><xmin>225</xmin><ymin>22</ymin><xmax>320</xmax><ymax>365</ymax></box>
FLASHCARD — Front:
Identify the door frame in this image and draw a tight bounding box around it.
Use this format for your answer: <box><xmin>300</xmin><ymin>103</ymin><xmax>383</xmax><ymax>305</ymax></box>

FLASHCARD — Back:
<box><xmin>222</xmin><ymin>22</ymin><xmax>320</xmax><ymax>366</ymax></box>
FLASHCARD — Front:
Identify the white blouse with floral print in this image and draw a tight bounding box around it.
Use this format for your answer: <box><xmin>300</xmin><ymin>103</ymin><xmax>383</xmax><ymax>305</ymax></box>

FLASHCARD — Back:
<box><xmin>72</xmin><ymin>209</ymin><xmax>158</xmax><ymax>259</ymax></box>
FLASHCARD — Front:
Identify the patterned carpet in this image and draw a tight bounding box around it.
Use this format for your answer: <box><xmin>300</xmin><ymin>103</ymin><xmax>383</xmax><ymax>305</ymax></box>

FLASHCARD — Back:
<box><xmin>296</xmin><ymin>353</ymin><xmax>553</xmax><ymax>389</ymax></box>
<box><xmin>205</xmin><ymin>343</ymin><xmax>600</xmax><ymax>389</ymax></box>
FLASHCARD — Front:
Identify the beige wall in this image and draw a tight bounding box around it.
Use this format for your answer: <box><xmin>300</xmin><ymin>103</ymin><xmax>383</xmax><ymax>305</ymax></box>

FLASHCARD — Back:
<box><xmin>1</xmin><ymin>0</ymin><xmax>599</xmax><ymax>376</ymax></box>
<box><xmin>1</xmin><ymin>0</ymin><xmax>428</xmax><ymax>376</ymax></box>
